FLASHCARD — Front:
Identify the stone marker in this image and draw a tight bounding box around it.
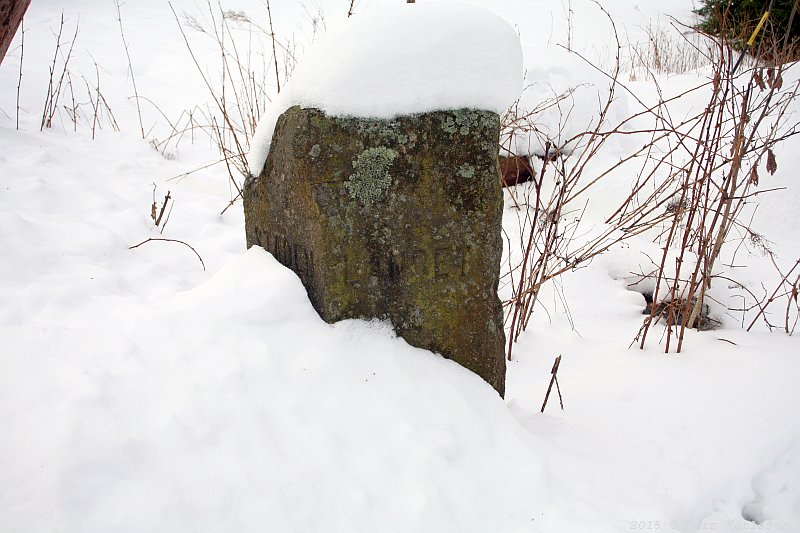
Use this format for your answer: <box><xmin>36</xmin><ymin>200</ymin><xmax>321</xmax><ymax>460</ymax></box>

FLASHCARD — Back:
<box><xmin>244</xmin><ymin>106</ymin><xmax>506</xmax><ymax>396</ymax></box>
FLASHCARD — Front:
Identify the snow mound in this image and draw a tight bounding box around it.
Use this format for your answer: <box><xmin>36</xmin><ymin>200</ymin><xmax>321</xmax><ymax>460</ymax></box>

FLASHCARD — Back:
<box><xmin>247</xmin><ymin>2</ymin><xmax>523</xmax><ymax>175</ymax></box>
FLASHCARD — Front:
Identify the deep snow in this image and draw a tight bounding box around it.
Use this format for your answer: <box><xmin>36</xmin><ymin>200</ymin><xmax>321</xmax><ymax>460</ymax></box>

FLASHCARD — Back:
<box><xmin>0</xmin><ymin>1</ymin><xmax>798</xmax><ymax>532</ymax></box>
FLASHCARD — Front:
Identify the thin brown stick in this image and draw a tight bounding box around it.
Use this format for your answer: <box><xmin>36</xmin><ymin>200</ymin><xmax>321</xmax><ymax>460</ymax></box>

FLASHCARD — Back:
<box><xmin>128</xmin><ymin>238</ymin><xmax>206</xmax><ymax>270</ymax></box>
<box><xmin>90</xmin><ymin>62</ymin><xmax>100</xmax><ymax>138</ymax></box>
<box><xmin>266</xmin><ymin>0</ymin><xmax>280</xmax><ymax>94</ymax></box>
<box><xmin>540</xmin><ymin>355</ymin><xmax>563</xmax><ymax>413</ymax></box>
<box><xmin>41</xmin><ymin>13</ymin><xmax>78</xmax><ymax>130</ymax></box>
<box><xmin>787</xmin><ymin>273</ymin><xmax>799</xmax><ymax>334</ymax></box>
<box><xmin>154</xmin><ymin>190</ymin><xmax>172</xmax><ymax>227</ymax></box>
<box><xmin>160</xmin><ymin>201</ymin><xmax>175</xmax><ymax>235</ymax></box>
<box><xmin>747</xmin><ymin>259</ymin><xmax>800</xmax><ymax>331</ymax></box>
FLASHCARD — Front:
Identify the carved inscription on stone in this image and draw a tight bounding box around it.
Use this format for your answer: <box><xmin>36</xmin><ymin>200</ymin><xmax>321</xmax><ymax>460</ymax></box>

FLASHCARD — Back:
<box><xmin>253</xmin><ymin>227</ymin><xmax>315</xmax><ymax>284</ymax></box>
<box><xmin>331</xmin><ymin>247</ymin><xmax>468</xmax><ymax>286</ymax></box>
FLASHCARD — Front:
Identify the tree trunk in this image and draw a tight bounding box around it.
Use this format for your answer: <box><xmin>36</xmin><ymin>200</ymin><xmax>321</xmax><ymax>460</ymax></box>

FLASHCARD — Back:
<box><xmin>0</xmin><ymin>0</ymin><xmax>31</xmax><ymax>67</ymax></box>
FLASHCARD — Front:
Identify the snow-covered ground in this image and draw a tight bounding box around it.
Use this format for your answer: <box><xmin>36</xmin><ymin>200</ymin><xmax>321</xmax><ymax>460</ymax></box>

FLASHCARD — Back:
<box><xmin>0</xmin><ymin>1</ymin><xmax>798</xmax><ymax>532</ymax></box>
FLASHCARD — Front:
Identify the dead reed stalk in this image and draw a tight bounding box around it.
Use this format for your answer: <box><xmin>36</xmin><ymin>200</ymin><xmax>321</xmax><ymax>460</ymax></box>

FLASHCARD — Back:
<box><xmin>41</xmin><ymin>13</ymin><xmax>78</xmax><ymax>130</ymax></box>
<box><xmin>115</xmin><ymin>1</ymin><xmax>145</xmax><ymax>139</ymax></box>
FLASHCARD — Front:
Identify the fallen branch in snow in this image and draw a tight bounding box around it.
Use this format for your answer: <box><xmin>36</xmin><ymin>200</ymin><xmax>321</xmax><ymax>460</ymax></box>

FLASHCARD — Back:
<box><xmin>128</xmin><ymin>238</ymin><xmax>206</xmax><ymax>271</ymax></box>
<box><xmin>540</xmin><ymin>355</ymin><xmax>564</xmax><ymax>413</ymax></box>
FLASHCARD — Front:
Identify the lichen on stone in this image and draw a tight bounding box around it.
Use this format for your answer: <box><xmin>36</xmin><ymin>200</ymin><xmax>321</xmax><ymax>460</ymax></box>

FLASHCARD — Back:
<box><xmin>441</xmin><ymin>109</ymin><xmax>501</xmax><ymax>138</ymax></box>
<box><xmin>356</xmin><ymin>120</ymin><xmax>410</xmax><ymax>146</ymax></box>
<box><xmin>480</xmin><ymin>139</ymin><xmax>496</xmax><ymax>152</ymax></box>
<box><xmin>442</xmin><ymin>116</ymin><xmax>459</xmax><ymax>134</ymax></box>
<box><xmin>458</xmin><ymin>163</ymin><xmax>476</xmax><ymax>179</ymax></box>
<box><xmin>345</xmin><ymin>146</ymin><xmax>398</xmax><ymax>206</ymax></box>
<box><xmin>443</xmin><ymin>110</ymin><xmax>477</xmax><ymax>135</ymax></box>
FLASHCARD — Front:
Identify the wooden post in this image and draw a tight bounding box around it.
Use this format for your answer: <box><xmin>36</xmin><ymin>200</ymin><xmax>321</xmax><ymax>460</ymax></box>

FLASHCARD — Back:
<box><xmin>0</xmin><ymin>0</ymin><xmax>31</xmax><ymax>66</ymax></box>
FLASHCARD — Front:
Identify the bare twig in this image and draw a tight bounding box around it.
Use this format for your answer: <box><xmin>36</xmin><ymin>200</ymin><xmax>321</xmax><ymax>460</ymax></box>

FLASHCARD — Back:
<box><xmin>266</xmin><ymin>0</ymin><xmax>280</xmax><ymax>94</ymax></box>
<box><xmin>151</xmin><ymin>188</ymin><xmax>172</xmax><ymax>227</ymax></box>
<box><xmin>41</xmin><ymin>14</ymin><xmax>79</xmax><ymax>130</ymax></box>
<box><xmin>747</xmin><ymin>258</ymin><xmax>800</xmax><ymax>331</ymax></box>
<box><xmin>128</xmin><ymin>237</ymin><xmax>206</xmax><ymax>270</ymax></box>
<box><xmin>540</xmin><ymin>355</ymin><xmax>564</xmax><ymax>413</ymax></box>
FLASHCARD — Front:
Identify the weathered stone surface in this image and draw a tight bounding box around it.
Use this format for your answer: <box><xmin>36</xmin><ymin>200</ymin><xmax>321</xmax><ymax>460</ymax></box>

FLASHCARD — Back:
<box><xmin>244</xmin><ymin>106</ymin><xmax>506</xmax><ymax>396</ymax></box>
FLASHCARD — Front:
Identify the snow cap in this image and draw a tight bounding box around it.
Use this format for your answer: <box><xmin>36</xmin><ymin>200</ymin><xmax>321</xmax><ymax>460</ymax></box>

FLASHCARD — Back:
<box><xmin>247</xmin><ymin>2</ymin><xmax>523</xmax><ymax>176</ymax></box>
